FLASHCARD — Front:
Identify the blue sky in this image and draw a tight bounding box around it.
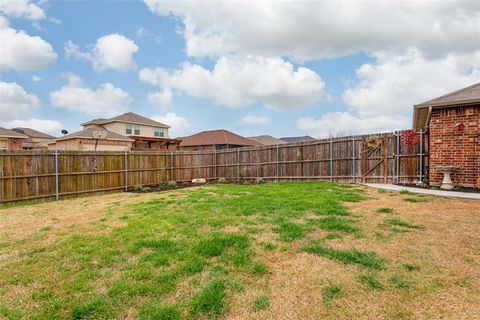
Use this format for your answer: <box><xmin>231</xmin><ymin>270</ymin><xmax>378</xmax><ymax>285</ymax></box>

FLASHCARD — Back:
<box><xmin>1</xmin><ymin>1</ymin><xmax>479</xmax><ymax>138</ymax></box>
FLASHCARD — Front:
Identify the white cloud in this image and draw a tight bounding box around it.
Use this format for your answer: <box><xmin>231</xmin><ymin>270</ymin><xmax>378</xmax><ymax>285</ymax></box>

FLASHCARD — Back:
<box><xmin>242</xmin><ymin>113</ymin><xmax>270</xmax><ymax>125</ymax></box>
<box><xmin>152</xmin><ymin>112</ymin><xmax>189</xmax><ymax>135</ymax></box>
<box><xmin>65</xmin><ymin>34</ymin><xmax>139</xmax><ymax>72</ymax></box>
<box><xmin>144</xmin><ymin>1</ymin><xmax>480</xmax><ymax>60</ymax></box>
<box><xmin>48</xmin><ymin>17</ymin><xmax>62</xmax><ymax>25</ymax></box>
<box><xmin>50</xmin><ymin>74</ymin><xmax>132</xmax><ymax>117</ymax></box>
<box><xmin>297</xmin><ymin>112</ymin><xmax>410</xmax><ymax>138</ymax></box>
<box><xmin>0</xmin><ymin>22</ymin><xmax>57</xmax><ymax>72</ymax></box>
<box><xmin>32</xmin><ymin>75</ymin><xmax>41</xmax><ymax>82</ymax></box>
<box><xmin>140</xmin><ymin>56</ymin><xmax>325</xmax><ymax>110</ymax></box>
<box><xmin>147</xmin><ymin>90</ymin><xmax>172</xmax><ymax>108</ymax></box>
<box><xmin>0</xmin><ymin>81</ymin><xmax>60</xmax><ymax>135</ymax></box>
<box><xmin>0</xmin><ymin>81</ymin><xmax>40</xmax><ymax>122</ymax></box>
<box><xmin>0</xmin><ymin>0</ymin><xmax>45</xmax><ymax>20</ymax></box>
<box><xmin>3</xmin><ymin>118</ymin><xmax>62</xmax><ymax>136</ymax></box>
<box><xmin>342</xmin><ymin>49</ymin><xmax>480</xmax><ymax>118</ymax></box>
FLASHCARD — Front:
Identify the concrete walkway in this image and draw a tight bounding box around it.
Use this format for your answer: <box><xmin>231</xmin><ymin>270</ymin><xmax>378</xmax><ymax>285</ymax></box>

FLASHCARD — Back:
<box><xmin>365</xmin><ymin>183</ymin><xmax>480</xmax><ymax>201</ymax></box>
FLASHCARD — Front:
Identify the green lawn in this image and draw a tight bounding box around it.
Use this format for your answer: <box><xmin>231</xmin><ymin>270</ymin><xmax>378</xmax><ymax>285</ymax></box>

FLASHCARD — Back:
<box><xmin>0</xmin><ymin>182</ymin><xmax>479</xmax><ymax>319</ymax></box>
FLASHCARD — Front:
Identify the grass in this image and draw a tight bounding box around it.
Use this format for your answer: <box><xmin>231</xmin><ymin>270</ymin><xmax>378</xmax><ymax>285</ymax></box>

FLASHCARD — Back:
<box><xmin>252</xmin><ymin>295</ymin><xmax>270</xmax><ymax>311</ymax></box>
<box><xmin>303</xmin><ymin>243</ymin><xmax>385</xmax><ymax>269</ymax></box>
<box><xmin>323</xmin><ymin>284</ymin><xmax>343</xmax><ymax>303</ymax></box>
<box><xmin>0</xmin><ymin>182</ymin><xmax>478</xmax><ymax>319</ymax></box>
<box><xmin>386</xmin><ymin>218</ymin><xmax>421</xmax><ymax>229</ymax></box>
<box><xmin>376</xmin><ymin>207</ymin><xmax>394</xmax><ymax>213</ymax></box>
<box><xmin>404</xmin><ymin>197</ymin><xmax>429</xmax><ymax>203</ymax></box>
<box><xmin>358</xmin><ymin>271</ymin><xmax>384</xmax><ymax>290</ymax></box>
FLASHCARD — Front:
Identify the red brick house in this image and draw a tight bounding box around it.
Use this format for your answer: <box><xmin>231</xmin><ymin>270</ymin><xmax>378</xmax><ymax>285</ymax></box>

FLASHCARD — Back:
<box><xmin>413</xmin><ymin>82</ymin><xmax>480</xmax><ymax>188</ymax></box>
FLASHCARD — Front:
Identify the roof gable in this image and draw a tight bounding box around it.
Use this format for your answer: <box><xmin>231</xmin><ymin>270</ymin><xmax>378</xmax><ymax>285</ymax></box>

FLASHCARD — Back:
<box><xmin>280</xmin><ymin>136</ymin><xmax>317</xmax><ymax>143</ymax></box>
<box><xmin>180</xmin><ymin>129</ymin><xmax>259</xmax><ymax>147</ymax></box>
<box><xmin>0</xmin><ymin>127</ymin><xmax>27</xmax><ymax>138</ymax></box>
<box><xmin>415</xmin><ymin>82</ymin><xmax>480</xmax><ymax>108</ymax></box>
<box><xmin>12</xmin><ymin>127</ymin><xmax>56</xmax><ymax>139</ymax></box>
<box><xmin>56</xmin><ymin>125</ymin><xmax>134</xmax><ymax>142</ymax></box>
<box><xmin>248</xmin><ymin>135</ymin><xmax>287</xmax><ymax>145</ymax></box>
<box><xmin>81</xmin><ymin>113</ymin><xmax>170</xmax><ymax>128</ymax></box>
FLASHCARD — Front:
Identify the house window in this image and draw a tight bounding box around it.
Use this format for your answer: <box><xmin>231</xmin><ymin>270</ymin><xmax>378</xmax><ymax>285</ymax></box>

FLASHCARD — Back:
<box><xmin>154</xmin><ymin>128</ymin><xmax>164</xmax><ymax>137</ymax></box>
<box><xmin>125</xmin><ymin>124</ymin><xmax>132</xmax><ymax>134</ymax></box>
<box><xmin>134</xmin><ymin>125</ymin><xmax>141</xmax><ymax>135</ymax></box>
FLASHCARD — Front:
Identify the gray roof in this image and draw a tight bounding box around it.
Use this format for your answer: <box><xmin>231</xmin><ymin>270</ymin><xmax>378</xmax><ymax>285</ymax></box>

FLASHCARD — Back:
<box><xmin>248</xmin><ymin>135</ymin><xmax>287</xmax><ymax>145</ymax></box>
<box><xmin>280</xmin><ymin>136</ymin><xmax>317</xmax><ymax>143</ymax></box>
<box><xmin>0</xmin><ymin>127</ymin><xmax>27</xmax><ymax>138</ymax></box>
<box><xmin>81</xmin><ymin>112</ymin><xmax>170</xmax><ymax>128</ymax></box>
<box><xmin>413</xmin><ymin>82</ymin><xmax>480</xmax><ymax>129</ymax></box>
<box><xmin>12</xmin><ymin>127</ymin><xmax>56</xmax><ymax>139</ymax></box>
<box><xmin>56</xmin><ymin>125</ymin><xmax>134</xmax><ymax>142</ymax></box>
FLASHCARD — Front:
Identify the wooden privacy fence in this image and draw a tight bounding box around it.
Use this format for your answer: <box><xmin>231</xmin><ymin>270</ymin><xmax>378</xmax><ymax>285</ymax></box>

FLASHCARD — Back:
<box><xmin>0</xmin><ymin>130</ymin><xmax>428</xmax><ymax>203</ymax></box>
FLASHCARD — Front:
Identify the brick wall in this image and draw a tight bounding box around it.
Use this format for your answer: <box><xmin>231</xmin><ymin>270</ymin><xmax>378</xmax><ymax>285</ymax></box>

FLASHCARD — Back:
<box><xmin>429</xmin><ymin>105</ymin><xmax>480</xmax><ymax>188</ymax></box>
<box><xmin>8</xmin><ymin>138</ymin><xmax>24</xmax><ymax>150</ymax></box>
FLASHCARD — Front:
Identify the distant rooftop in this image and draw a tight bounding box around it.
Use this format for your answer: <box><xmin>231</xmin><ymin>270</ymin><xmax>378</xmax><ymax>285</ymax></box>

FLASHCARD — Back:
<box><xmin>12</xmin><ymin>127</ymin><xmax>56</xmax><ymax>139</ymax></box>
<box><xmin>279</xmin><ymin>135</ymin><xmax>317</xmax><ymax>143</ymax></box>
<box><xmin>0</xmin><ymin>127</ymin><xmax>27</xmax><ymax>138</ymax></box>
<box><xmin>55</xmin><ymin>125</ymin><xmax>134</xmax><ymax>142</ymax></box>
<box><xmin>179</xmin><ymin>129</ymin><xmax>259</xmax><ymax>147</ymax></box>
<box><xmin>81</xmin><ymin>112</ymin><xmax>170</xmax><ymax>128</ymax></box>
<box><xmin>248</xmin><ymin>135</ymin><xmax>286</xmax><ymax>145</ymax></box>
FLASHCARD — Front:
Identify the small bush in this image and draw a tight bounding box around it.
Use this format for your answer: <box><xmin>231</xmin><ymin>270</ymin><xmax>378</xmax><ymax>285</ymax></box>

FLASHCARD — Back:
<box><xmin>133</xmin><ymin>184</ymin><xmax>144</xmax><ymax>191</ymax></box>
<box><xmin>376</xmin><ymin>207</ymin><xmax>393</xmax><ymax>213</ymax></box>
<box><xmin>252</xmin><ymin>295</ymin><xmax>270</xmax><ymax>311</ymax></box>
<box><xmin>217</xmin><ymin>177</ymin><xmax>227</xmax><ymax>183</ymax></box>
<box><xmin>323</xmin><ymin>284</ymin><xmax>343</xmax><ymax>303</ymax></box>
<box><xmin>167</xmin><ymin>181</ymin><xmax>177</xmax><ymax>187</ymax></box>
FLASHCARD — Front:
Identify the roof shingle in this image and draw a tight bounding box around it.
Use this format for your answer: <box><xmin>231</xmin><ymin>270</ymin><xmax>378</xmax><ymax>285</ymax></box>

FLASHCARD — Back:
<box><xmin>56</xmin><ymin>126</ymin><xmax>134</xmax><ymax>142</ymax></box>
<box><xmin>81</xmin><ymin>112</ymin><xmax>169</xmax><ymax>128</ymax></box>
<box><xmin>179</xmin><ymin>129</ymin><xmax>259</xmax><ymax>147</ymax></box>
<box><xmin>12</xmin><ymin>127</ymin><xmax>56</xmax><ymax>139</ymax></box>
<box><xmin>0</xmin><ymin>127</ymin><xmax>27</xmax><ymax>138</ymax></box>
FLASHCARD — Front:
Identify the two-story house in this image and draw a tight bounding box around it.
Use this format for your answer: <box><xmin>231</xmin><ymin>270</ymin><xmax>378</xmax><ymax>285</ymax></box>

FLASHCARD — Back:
<box><xmin>48</xmin><ymin>112</ymin><xmax>181</xmax><ymax>151</ymax></box>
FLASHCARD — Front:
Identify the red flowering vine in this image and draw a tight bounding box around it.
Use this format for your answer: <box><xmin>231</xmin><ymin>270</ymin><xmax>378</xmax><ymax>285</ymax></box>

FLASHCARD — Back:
<box><xmin>401</xmin><ymin>129</ymin><xmax>421</xmax><ymax>147</ymax></box>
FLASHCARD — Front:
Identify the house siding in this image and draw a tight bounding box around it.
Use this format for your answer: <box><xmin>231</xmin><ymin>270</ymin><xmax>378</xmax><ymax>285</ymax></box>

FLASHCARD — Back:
<box><xmin>429</xmin><ymin>105</ymin><xmax>480</xmax><ymax>188</ymax></box>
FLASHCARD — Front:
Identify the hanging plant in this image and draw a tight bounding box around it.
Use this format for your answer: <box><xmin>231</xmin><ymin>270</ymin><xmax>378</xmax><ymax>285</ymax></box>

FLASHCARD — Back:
<box><xmin>366</xmin><ymin>136</ymin><xmax>382</xmax><ymax>152</ymax></box>
<box><xmin>401</xmin><ymin>129</ymin><xmax>421</xmax><ymax>147</ymax></box>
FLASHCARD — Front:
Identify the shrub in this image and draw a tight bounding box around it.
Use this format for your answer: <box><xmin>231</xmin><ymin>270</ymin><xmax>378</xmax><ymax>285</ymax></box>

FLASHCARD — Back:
<box><xmin>255</xmin><ymin>177</ymin><xmax>265</xmax><ymax>184</ymax></box>
<box><xmin>167</xmin><ymin>181</ymin><xmax>177</xmax><ymax>187</ymax></box>
<box><xmin>133</xmin><ymin>184</ymin><xmax>143</xmax><ymax>191</ymax></box>
<box><xmin>218</xmin><ymin>177</ymin><xmax>227</xmax><ymax>183</ymax></box>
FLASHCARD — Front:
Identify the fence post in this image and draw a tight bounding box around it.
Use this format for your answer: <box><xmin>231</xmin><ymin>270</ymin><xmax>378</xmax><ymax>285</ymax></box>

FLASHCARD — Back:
<box><xmin>329</xmin><ymin>138</ymin><xmax>333</xmax><ymax>182</ymax></box>
<box><xmin>275</xmin><ymin>145</ymin><xmax>279</xmax><ymax>182</ymax></box>
<box><xmin>352</xmin><ymin>136</ymin><xmax>355</xmax><ymax>183</ymax></box>
<box><xmin>170</xmin><ymin>152</ymin><xmax>174</xmax><ymax>181</ymax></box>
<box><xmin>54</xmin><ymin>150</ymin><xmax>59</xmax><ymax>200</ymax></box>
<box><xmin>419</xmin><ymin>129</ymin><xmax>423</xmax><ymax>182</ymax></box>
<box><xmin>214</xmin><ymin>149</ymin><xmax>217</xmax><ymax>180</ymax></box>
<box><xmin>237</xmin><ymin>148</ymin><xmax>240</xmax><ymax>182</ymax></box>
<box><xmin>396</xmin><ymin>132</ymin><xmax>400</xmax><ymax>183</ymax></box>
<box><xmin>124</xmin><ymin>151</ymin><xmax>128</xmax><ymax>191</ymax></box>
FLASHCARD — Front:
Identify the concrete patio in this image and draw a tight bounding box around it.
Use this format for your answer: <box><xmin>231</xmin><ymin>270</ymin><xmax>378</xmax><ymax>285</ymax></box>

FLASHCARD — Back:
<box><xmin>365</xmin><ymin>184</ymin><xmax>480</xmax><ymax>200</ymax></box>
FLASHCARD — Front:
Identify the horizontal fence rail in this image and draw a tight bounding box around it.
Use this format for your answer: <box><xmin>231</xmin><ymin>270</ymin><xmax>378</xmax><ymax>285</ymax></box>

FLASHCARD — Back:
<box><xmin>0</xmin><ymin>130</ymin><xmax>428</xmax><ymax>203</ymax></box>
